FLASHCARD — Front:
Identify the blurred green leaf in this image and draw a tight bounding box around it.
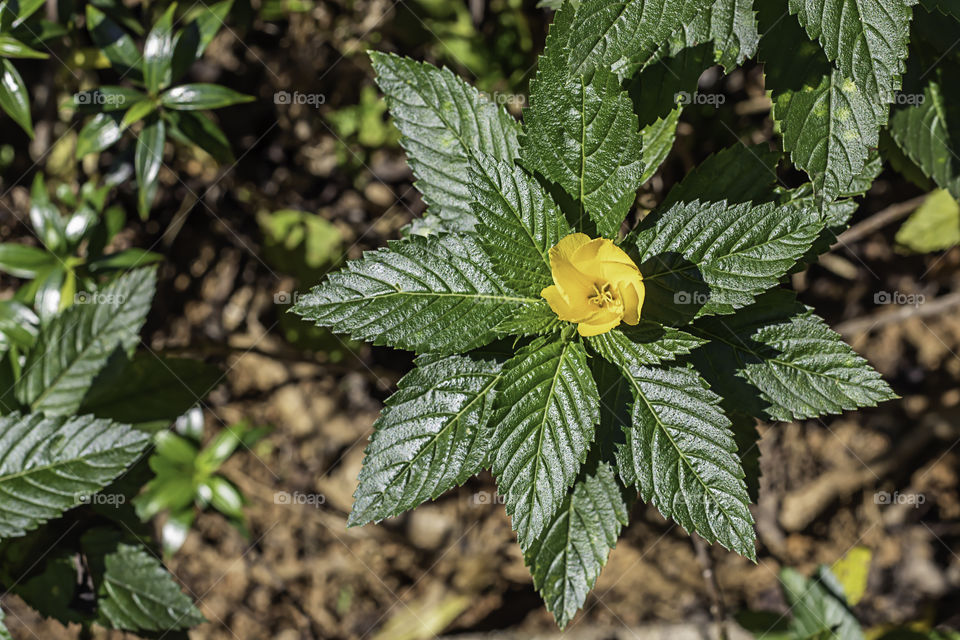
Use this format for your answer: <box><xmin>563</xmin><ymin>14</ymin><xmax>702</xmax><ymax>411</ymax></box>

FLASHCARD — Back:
<box><xmin>33</xmin><ymin>266</ymin><xmax>65</xmax><ymax>323</ymax></box>
<box><xmin>120</xmin><ymin>98</ymin><xmax>158</xmax><ymax>129</ymax></box>
<box><xmin>0</xmin><ymin>59</ymin><xmax>33</xmax><ymax>137</ymax></box>
<box><xmin>87</xmin><ymin>248</ymin><xmax>163</xmax><ymax>272</ymax></box>
<box><xmin>86</xmin><ymin>5</ymin><xmax>142</xmax><ymax>78</ymax></box>
<box><xmin>29</xmin><ymin>173</ymin><xmax>66</xmax><ymax>252</ymax></box>
<box><xmin>76</xmin><ymin>112</ymin><xmax>123</xmax><ymax>158</ymax></box>
<box><xmin>161</xmin><ymin>508</ymin><xmax>194</xmax><ymax>555</ymax></box>
<box><xmin>135</xmin><ymin>115</ymin><xmax>165</xmax><ymax>218</ymax></box>
<box><xmin>0</xmin><ymin>243</ymin><xmax>55</xmax><ymax>278</ymax></box>
<box><xmin>143</xmin><ymin>3</ymin><xmax>177</xmax><ymax>95</ymax></box>
<box><xmin>165</xmin><ymin>109</ymin><xmax>233</xmax><ymax>163</ymax></box>
<box><xmin>205</xmin><ymin>476</ymin><xmax>244</xmax><ymax>518</ymax></box>
<box><xmin>160</xmin><ymin>83</ymin><xmax>253</xmax><ymax>110</ymax></box>
<box><xmin>830</xmin><ymin>546</ymin><xmax>872</xmax><ymax>606</ymax></box>
<box><xmin>196</xmin><ymin>422</ymin><xmax>247</xmax><ymax>472</ymax></box>
<box><xmin>0</xmin><ymin>300</ymin><xmax>38</xmax><ymax>350</ymax></box>
<box><xmin>896</xmin><ymin>189</ymin><xmax>960</xmax><ymax>253</ymax></box>
<box><xmin>0</xmin><ymin>34</ymin><xmax>46</xmax><ymax>58</ymax></box>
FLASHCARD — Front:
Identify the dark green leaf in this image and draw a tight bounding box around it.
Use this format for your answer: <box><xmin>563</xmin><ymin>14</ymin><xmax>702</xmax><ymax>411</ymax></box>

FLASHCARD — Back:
<box><xmin>0</xmin><ymin>34</ymin><xmax>46</xmax><ymax>58</ymax></box>
<box><xmin>492</xmin><ymin>337</ymin><xmax>599</xmax><ymax>547</ymax></box>
<box><xmin>524</xmin><ymin>461</ymin><xmax>628</xmax><ymax>628</ymax></box>
<box><xmin>349</xmin><ymin>353</ymin><xmax>502</xmax><ymax>526</ymax></box>
<box><xmin>86</xmin><ymin>5</ymin><xmax>142</xmax><ymax>78</ymax></box>
<box><xmin>292</xmin><ymin>234</ymin><xmax>535</xmax><ymax>355</ymax></box>
<box><xmin>0</xmin><ymin>412</ymin><xmax>149</xmax><ymax>539</ymax></box>
<box><xmin>788</xmin><ymin>0</ymin><xmax>914</xmax><ymax>105</ymax></box>
<box><xmin>689</xmin><ymin>290</ymin><xmax>896</xmax><ymax>421</ymax></box>
<box><xmin>98</xmin><ymin>543</ymin><xmax>206</xmax><ymax>631</ymax></box>
<box><xmin>165</xmin><ymin>109</ymin><xmax>233</xmax><ymax>163</ymax></box>
<box><xmin>587</xmin><ymin>321</ymin><xmax>706</xmax><ymax>367</ymax></box>
<box><xmin>609</xmin><ymin>363</ymin><xmax>756</xmax><ymax>559</ymax></box>
<box><xmin>629</xmin><ymin>199</ymin><xmax>824</xmax><ymax>317</ymax></box>
<box><xmin>469</xmin><ymin>157</ymin><xmax>571</xmax><ymax>296</ymax></box>
<box><xmin>79</xmin><ymin>353</ymin><xmax>220</xmax><ymax>432</ymax></box>
<box><xmin>16</xmin><ymin>268</ymin><xmax>157</xmax><ymax>415</ymax></box>
<box><xmin>370</xmin><ymin>51</ymin><xmax>521</xmax><ymax>233</ymax></box>
<box><xmin>73</xmin><ymin>86</ymin><xmax>145</xmax><ymax>113</ymax></box>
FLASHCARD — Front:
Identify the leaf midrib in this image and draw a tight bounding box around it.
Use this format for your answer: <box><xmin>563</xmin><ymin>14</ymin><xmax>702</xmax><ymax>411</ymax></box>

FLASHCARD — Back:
<box><xmin>624</xmin><ymin>369</ymin><xmax>752</xmax><ymax>552</ymax></box>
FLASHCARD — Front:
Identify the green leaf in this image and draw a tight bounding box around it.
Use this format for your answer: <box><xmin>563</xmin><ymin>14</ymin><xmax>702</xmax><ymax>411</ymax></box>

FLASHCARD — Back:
<box><xmin>781</xmin><ymin>567</ymin><xmax>863</xmax><ymax>640</ymax></box>
<box><xmin>370</xmin><ymin>51</ymin><xmax>521</xmax><ymax>233</ymax></box>
<box><xmin>629</xmin><ymin>199</ymin><xmax>824</xmax><ymax>317</ymax></box>
<box><xmin>348</xmin><ymin>353</ymin><xmax>502</xmax><ymax>526</ymax></box>
<box><xmin>86</xmin><ymin>5</ymin><xmax>142</xmax><ymax>78</ymax></box>
<box><xmin>888</xmin><ymin>79</ymin><xmax>960</xmax><ymax>200</ymax></box>
<box><xmin>522</xmin><ymin>7</ymin><xmax>643</xmax><ymax>238</ymax></box>
<box><xmin>689</xmin><ymin>289</ymin><xmax>896</xmax><ymax>421</ymax></box>
<box><xmin>493</xmin><ymin>299</ymin><xmax>564</xmax><ymax>337</ymax></box>
<box><xmin>29</xmin><ymin>173</ymin><xmax>66</xmax><ymax>253</ymax></box>
<box><xmin>160</xmin><ymin>83</ymin><xmax>253</xmax><ymax>110</ymax></box>
<box><xmin>788</xmin><ymin>0</ymin><xmax>914</xmax><ymax>105</ymax></box>
<box><xmin>760</xmin><ymin>3</ymin><xmax>882</xmax><ymax>204</ymax></box>
<box><xmin>121</xmin><ymin>98</ymin><xmax>158</xmax><ymax>129</ymax></box>
<box><xmin>165</xmin><ymin>109</ymin><xmax>234</xmax><ymax>163</ymax></box>
<box><xmin>0</xmin><ymin>606</ymin><xmax>11</xmax><ymax>640</ymax></box>
<box><xmin>0</xmin><ymin>412</ymin><xmax>150</xmax><ymax>539</ymax></box>
<box><xmin>564</xmin><ymin>0</ymin><xmax>716</xmax><ymax>76</ymax></box>
<box><xmin>98</xmin><ymin>543</ymin><xmax>206</xmax><ymax>631</ymax></box>
<box><xmin>492</xmin><ymin>337</ymin><xmax>599</xmax><ymax>547</ymax></box>
<box><xmin>0</xmin><ymin>59</ymin><xmax>33</xmax><ymax>137</ymax></box>
<box><xmin>0</xmin><ymin>34</ymin><xmax>47</xmax><ymax>58</ymax></box>
<box><xmin>170</xmin><ymin>0</ymin><xmax>233</xmax><ymax>81</ymax></box>
<box><xmin>524</xmin><ymin>460</ymin><xmax>628</xmax><ymax>628</ymax></box>
<box><xmin>896</xmin><ymin>189</ymin><xmax>960</xmax><ymax>252</ymax></box>
<box><xmin>469</xmin><ymin>157</ymin><xmax>571</xmax><ymax>296</ymax></box>
<box><xmin>587</xmin><ymin>321</ymin><xmax>706</xmax><ymax>367</ymax></box>
<box><xmin>0</xmin><ymin>243</ymin><xmax>55</xmax><ymax>277</ymax></box>
<box><xmin>79</xmin><ymin>353</ymin><xmax>220</xmax><ymax>432</ymax></box>
<box><xmin>135</xmin><ymin>115</ymin><xmax>166</xmax><ymax>218</ymax></box>
<box><xmin>16</xmin><ymin>268</ymin><xmax>157</xmax><ymax>415</ymax></box>
<box><xmin>205</xmin><ymin>476</ymin><xmax>244</xmax><ymax>518</ymax></box>
<box><xmin>143</xmin><ymin>4</ymin><xmax>177</xmax><ymax>94</ymax></box>
<box><xmin>0</xmin><ymin>300</ymin><xmax>38</xmax><ymax>351</ymax></box>
<box><xmin>607</xmin><ymin>362</ymin><xmax>756</xmax><ymax>559</ymax></box>
<box><xmin>675</xmin><ymin>0</ymin><xmax>759</xmax><ymax>71</ymax></box>
<box><xmin>87</xmin><ymin>248</ymin><xmax>163</xmax><ymax>272</ymax></box>
<box><xmin>660</xmin><ymin>143</ymin><xmax>781</xmax><ymax>209</ymax></box>
<box><xmin>76</xmin><ymin>112</ymin><xmax>123</xmax><ymax>158</ymax></box>
<box><xmin>292</xmin><ymin>234</ymin><xmax>534</xmax><ymax>355</ymax></box>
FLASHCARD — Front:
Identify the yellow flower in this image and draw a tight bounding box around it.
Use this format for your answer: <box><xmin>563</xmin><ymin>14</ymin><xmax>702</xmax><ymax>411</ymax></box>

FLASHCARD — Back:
<box><xmin>541</xmin><ymin>233</ymin><xmax>645</xmax><ymax>337</ymax></box>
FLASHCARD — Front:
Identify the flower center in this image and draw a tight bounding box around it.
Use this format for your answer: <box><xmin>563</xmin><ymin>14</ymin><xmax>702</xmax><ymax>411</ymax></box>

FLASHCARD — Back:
<box><xmin>588</xmin><ymin>282</ymin><xmax>616</xmax><ymax>308</ymax></box>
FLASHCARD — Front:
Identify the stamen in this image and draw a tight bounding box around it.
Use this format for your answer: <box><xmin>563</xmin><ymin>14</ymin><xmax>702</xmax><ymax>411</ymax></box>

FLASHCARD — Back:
<box><xmin>589</xmin><ymin>283</ymin><xmax>616</xmax><ymax>307</ymax></box>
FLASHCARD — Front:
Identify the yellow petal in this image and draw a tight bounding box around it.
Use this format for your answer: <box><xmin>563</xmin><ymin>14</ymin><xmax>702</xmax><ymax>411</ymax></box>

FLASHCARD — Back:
<box><xmin>578</xmin><ymin>316</ymin><xmax>623</xmax><ymax>336</ymax></box>
<box><xmin>542</xmin><ymin>284</ymin><xmax>579</xmax><ymax>322</ymax></box>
